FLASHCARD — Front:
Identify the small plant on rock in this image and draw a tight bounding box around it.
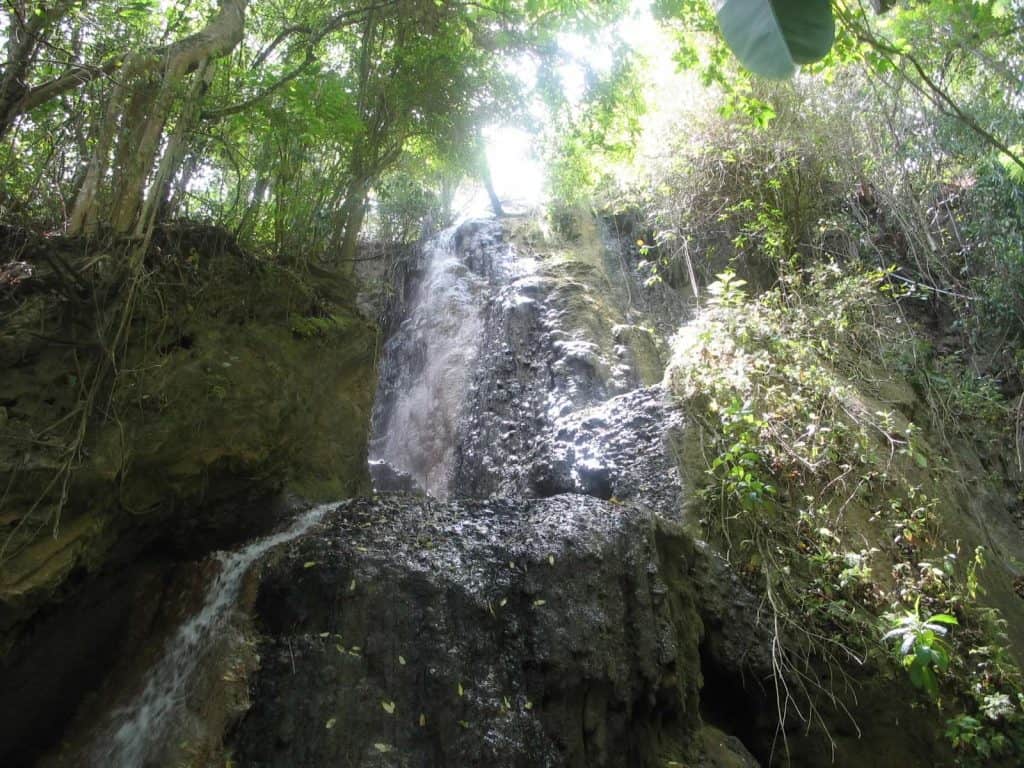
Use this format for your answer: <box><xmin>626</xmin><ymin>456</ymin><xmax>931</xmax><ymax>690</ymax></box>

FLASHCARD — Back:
<box><xmin>883</xmin><ymin>599</ymin><xmax>958</xmax><ymax>698</ymax></box>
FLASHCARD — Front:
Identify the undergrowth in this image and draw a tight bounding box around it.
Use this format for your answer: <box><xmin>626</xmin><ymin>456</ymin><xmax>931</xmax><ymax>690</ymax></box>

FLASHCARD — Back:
<box><xmin>666</xmin><ymin>265</ymin><xmax>1024</xmax><ymax>765</ymax></box>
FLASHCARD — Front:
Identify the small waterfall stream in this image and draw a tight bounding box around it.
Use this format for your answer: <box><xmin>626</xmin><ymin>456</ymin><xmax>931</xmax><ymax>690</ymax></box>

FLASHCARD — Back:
<box><xmin>91</xmin><ymin>503</ymin><xmax>333</xmax><ymax>767</ymax></box>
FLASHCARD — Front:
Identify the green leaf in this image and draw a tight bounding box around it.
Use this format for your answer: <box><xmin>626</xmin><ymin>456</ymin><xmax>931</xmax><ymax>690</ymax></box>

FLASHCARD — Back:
<box><xmin>925</xmin><ymin>613</ymin><xmax>959</xmax><ymax>626</ymax></box>
<box><xmin>713</xmin><ymin>0</ymin><xmax>835</xmax><ymax>79</ymax></box>
<box><xmin>771</xmin><ymin>0</ymin><xmax>835</xmax><ymax>63</ymax></box>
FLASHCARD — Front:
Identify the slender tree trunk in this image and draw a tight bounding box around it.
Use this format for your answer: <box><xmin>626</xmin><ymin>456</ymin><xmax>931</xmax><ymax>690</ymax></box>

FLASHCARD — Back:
<box><xmin>236</xmin><ymin>174</ymin><xmax>270</xmax><ymax>241</ymax></box>
<box><xmin>110</xmin><ymin>68</ymin><xmax>178</xmax><ymax>233</ymax></box>
<box><xmin>164</xmin><ymin>147</ymin><xmax>200</xmax><ymax>220</ymax></box>
<box><xmin>67</xmin><ymin>56</ymin><xmax>138</xmax><ymax>235</ymax></box>
<box><xmin>475</xmin><ymin>135</ymin><xmax>503</xmax><ymax>217</ymax></box>
<box><xmin>481</xmin><ymin>158</ymin><xmax>504</xmax><ymax>218</ymax></box>
<box><xmin>135</xmin><ymin>59</ymin><xmax>216</xmax><ymax>240</ymax></box>
<box><xmin>338</xmin><ymin>179</ymin><xmax>369</xmax><ymax>270</ymax></box>
<box><xmin>440</xmin><ymin>173</ymin><xmax>458</xmax><ymax>226</ymax></box>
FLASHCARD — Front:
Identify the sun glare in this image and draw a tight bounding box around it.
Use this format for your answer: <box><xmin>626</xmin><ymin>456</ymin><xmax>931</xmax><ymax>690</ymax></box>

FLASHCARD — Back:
<box><xmin>473</xmin><ymin>1</ymin><xmax>706</xmax><ymax>214</ymax></box>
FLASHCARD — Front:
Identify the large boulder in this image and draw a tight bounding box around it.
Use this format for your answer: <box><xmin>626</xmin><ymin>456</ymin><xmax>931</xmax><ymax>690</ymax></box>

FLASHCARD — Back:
<box><xmin>233</xmin><ymin>494</ymin><xmax>707</xmax><ymax>767</ymax></box>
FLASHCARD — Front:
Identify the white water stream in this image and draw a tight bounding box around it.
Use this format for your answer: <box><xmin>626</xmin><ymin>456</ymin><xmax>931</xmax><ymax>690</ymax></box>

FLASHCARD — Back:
<box><xmin>92</xmin><ymin>503</ymin><xmax>333</xmax><ymax>767</ymax></box>
<box><xmin>374</xmin><ymin>227</ymin><xmax>489</xmax><ymax>496</ymax></box>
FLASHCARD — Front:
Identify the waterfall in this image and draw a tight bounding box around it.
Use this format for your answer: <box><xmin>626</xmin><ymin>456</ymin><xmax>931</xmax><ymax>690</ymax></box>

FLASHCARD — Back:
<box><xmin>88</xmin><ymin>220</ymin><xmax>519</xmax><ymax>766</ymax></box>
<box><xmin>371</xmin><ymin>221</ymin><xmax>522</xmax><ymax>497</ymax></box>
<box><xmin>90</xmin><ymin>503</ymin><xmax>333</xmax><ymax>768</ymax></box>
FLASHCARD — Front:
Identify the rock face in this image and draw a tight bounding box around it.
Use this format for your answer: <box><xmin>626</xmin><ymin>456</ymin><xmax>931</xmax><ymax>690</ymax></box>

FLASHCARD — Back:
<box><xmin>234</xmin><ymin>495</ymin><xmax>706</xmax><ymax>768</ymax></box>
<box><xmin>371</xmin><ymin>214</ymin><xmax>684</xmax><ymax>501</ymax></box>
<box><xmin>450</xmin><ymin>217</ymin><xmax>681</xmax><ymax>500</ymax></box>
<box><xmin>0</xmin><ymin>227</ymin><xmax>378</xmax><ymax>766</ymax></box>
<box><xmin>226</xmin><ymin>217</ymin><xmax>715</xmax><ymax>766</ymax></box>
<box><xmin>228</xmin><ymin>217</ymin><xmax>769</xmax><ymax>768</ymax></box>
<box><xmin>369</xmin><ymin>459</ymin><xmax>424</xmax><ymax>494</ymax></box>
<box><xmin>6</xmin><ymin>214</ymin><xmax>967</xmax><ymax>768</ymax></box>
<box><xmin>522</xmin><ymin>386</ymin><xmax>685</xmax><ymax>508</ymax></box>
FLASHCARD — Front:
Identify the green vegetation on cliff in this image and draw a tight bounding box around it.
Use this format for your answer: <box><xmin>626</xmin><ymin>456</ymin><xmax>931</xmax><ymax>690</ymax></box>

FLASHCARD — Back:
<box><xmin>599</xmin><ymin>31</ymin><xmax>1024</xmax><ymax>760</ymax></box>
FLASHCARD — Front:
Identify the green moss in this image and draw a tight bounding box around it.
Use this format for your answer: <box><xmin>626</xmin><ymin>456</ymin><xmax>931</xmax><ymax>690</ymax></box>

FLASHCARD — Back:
<box><xmin>0</xmin><ymin>238</ymin><xmax>378</xmax><ymax>643</ymax></box>
<box><xmin>288</xmin><ymin>313</ymin><xmax>356</xmax><ymax>339</ymax></box>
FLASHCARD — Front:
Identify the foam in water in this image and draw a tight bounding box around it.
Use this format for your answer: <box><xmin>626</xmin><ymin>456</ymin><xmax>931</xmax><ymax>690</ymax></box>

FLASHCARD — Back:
<box><xmin>92</xmin><ymin>503</ymin><xmax>334</xmax><ymax>768</ymax></box>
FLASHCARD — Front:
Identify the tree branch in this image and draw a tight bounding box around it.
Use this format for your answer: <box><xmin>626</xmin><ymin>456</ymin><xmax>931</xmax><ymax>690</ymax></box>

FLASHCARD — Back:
<box><xmin>201</xmin><ymin>53</ymin><xmax>314</xmax><ymax>120</ymax></box>
<box><xmin>837</xmin><ymin>4</ymin><xmax>1024</xmax><ymax>175</ymax></box>
<box><xmin>13</xmin><ymin>56</ymin><xmax>124</xmax><ymax>115</ymax></box>
<box><xmin>9</xmin><ymin>0</ymin><xmax>247</xmax><ymax>123</ymax></box>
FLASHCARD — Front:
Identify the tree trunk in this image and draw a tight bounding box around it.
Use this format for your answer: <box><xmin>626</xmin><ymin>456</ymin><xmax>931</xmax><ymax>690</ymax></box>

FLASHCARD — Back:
<box><xmin>337</xmin><ymin>180</ymin><xmax>369</xmax><ymax>270</ymax></box>
<box><xmin>68</xmin><ymin>0</ymin><xmax>247</xmax><ymax>236</ymax></box>
<box><xmin>135</xmin><ymin>59</ymin><xmax>216</xmax><ymax>240</ymax></box>
<box><xmin>67</xmin><ymin>57</ymin><xmax>137</xmax><ymax>235</ymax></box>
<box><xmin>236</xmin><ymin>174</ymin><xmax>270</xmax><ymax>241</ymax></box>
<box><xmin>475</xmin><ymin>136</ymin><xmax>503</xmax><ymax>217</ymax></box>
<box><xmin>481</xmin><ymin>158</ymin><xmax>504</xmax><ymax>218</ymax></box>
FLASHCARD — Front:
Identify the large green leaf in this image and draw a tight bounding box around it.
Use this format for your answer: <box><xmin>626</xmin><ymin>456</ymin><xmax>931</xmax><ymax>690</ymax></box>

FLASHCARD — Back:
<box><xmin>713</xmin><ymin>0</ymin><xmax>835</xmax><ymax>79</ymax></box>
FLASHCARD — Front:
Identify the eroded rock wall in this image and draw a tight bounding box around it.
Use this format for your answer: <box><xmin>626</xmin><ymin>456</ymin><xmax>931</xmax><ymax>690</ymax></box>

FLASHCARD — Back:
<box><xmin>234</xmin><ymin>495</ymin><xmax>705</xmax><ymax>768</ymax></box>
<box><xmin>0</xmin><ymin>227</ymin><xmax>378</xmax><ymax>765</ymax></box>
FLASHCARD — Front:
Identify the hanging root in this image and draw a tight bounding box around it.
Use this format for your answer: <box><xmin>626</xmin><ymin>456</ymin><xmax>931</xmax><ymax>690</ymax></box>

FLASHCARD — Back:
<box><xmin>755</xmin><ymin>528</ymin><xmax>862</xmax><ymax>764</ymax></box>
<box><xmin>0</xmin><ymin>233</ymin><xmax>151</xmax><ymax>564</ymax></box>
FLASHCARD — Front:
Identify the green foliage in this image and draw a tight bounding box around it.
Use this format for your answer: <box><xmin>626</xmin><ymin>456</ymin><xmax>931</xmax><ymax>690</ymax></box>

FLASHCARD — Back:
<box><xmin>705</xmin><ymin>270</ymin><xmax>747</xmax><ymax>308</ymax></box>
<box><xmin>709</xmin><ymin>395</ymin><xmax>776</xmax><ymax>513</ymax></box>
<box><xmin>0</xmin><ymin>0</ymin><xmax>634</xmax><ymax>257</ymax></box>
<box><xmin>289</xmin><ymin>314</ymin><xmax>353</xmax><ymax>340</ymax></box>
<box><xmin>883</xmin><ymin>601</ymin><xmax>958</xmax><ymax>698</ymax></box>
<box><xmin>546</xmin><ymin>49</ymin><xmax>646</xmax><ymax>205</ymax></box>
<box><xmin>615</xmin><ymin>64</ymin><xmax>1024</xmax><ymax>758</ymax></box>
<box><xmin>667</xmin><ymin>260</ymin><xmax>1024</xmax><ymax>761</ymax></box>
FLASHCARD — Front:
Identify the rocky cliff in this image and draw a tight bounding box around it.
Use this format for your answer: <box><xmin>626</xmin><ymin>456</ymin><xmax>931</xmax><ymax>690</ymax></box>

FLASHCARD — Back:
<box><xmin>0</xmin><ymin>225</ymin><xmax>377</xmax><ymax>765</ymax></box>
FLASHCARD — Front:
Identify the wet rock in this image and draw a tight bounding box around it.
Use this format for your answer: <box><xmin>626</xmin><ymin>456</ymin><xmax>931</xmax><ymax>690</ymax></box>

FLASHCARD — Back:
<box><xmin>444</xmin><ymin>216</ymin><xmax>690</xmax><ymax>500</ymax></box>
<box><xmin>233</xmin><ymin>495</ymin><xmax>706</xmax><ymax>767</ymax></box>
<box><xmin>525</xmin><ymin>387</ymin><xmax>686</xmax><ymax>509</ymax></box>
<box><xmin>368</xmin><ymin>459</ymin><xmax>423</xmax><ymax>494</ymax></box>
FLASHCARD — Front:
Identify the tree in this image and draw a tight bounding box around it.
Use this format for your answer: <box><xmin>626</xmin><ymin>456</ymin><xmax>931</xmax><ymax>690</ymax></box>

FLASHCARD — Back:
<box><xmin>0</xmin><ymin>0</ymin><xmax>628</xmax><ymax>261</ymax></box>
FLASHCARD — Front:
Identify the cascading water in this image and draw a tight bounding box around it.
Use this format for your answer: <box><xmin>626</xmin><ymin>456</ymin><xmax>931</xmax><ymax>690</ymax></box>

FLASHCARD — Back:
<box><xmin>370</xmin><ymin>220</ymin><xmax>527</xmax><ymax>497</ymax></box>
<box><xmin>90</xmin><ymin>503</ymin><xmax>333</xmax><ymax>768</ymax></box>
<box><xmin>82</xmin><ymin>219</ymin><xmax>530</xmax><ymax>767</ymax></box>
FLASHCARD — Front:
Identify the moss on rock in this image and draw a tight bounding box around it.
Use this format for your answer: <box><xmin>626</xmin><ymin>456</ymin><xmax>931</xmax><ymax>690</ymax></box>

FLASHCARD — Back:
<box><xmin>0</xmin><ymin>225</ymin><xmax>377</xmax><ymax>656</ymax></box>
